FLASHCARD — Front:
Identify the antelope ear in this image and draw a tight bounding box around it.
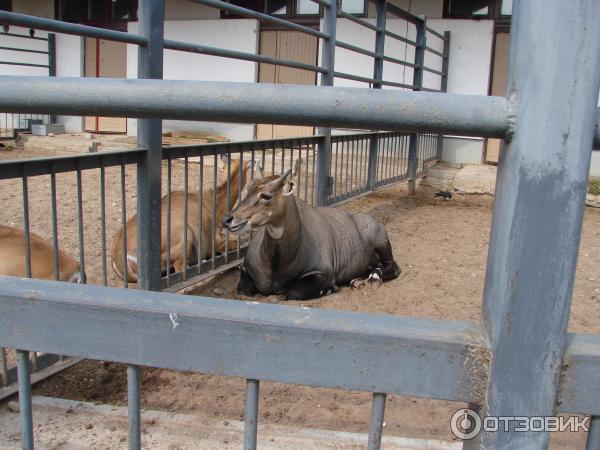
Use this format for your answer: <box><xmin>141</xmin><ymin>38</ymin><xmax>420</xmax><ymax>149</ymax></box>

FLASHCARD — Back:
<box><xmin>252</xmin><ymin>163</ymin><xmax>264</xmax><ymax>180</ymax></box>
<box><xmin>283</xmin><ymin>180</ymin><xmax>296</xmax><ymax>196</ymax></box>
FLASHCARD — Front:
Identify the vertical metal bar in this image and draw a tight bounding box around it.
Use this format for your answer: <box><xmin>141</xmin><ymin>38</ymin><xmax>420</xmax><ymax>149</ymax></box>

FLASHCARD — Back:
<box><xmin>271</xmin><ymin>143</ymin><xmax>276</xmax><ymax>176</ymax></box>
<box><xmin>296</xmin><ymin>142</ymin><xmax>302</xmax><ymax>195</ymax></box>
<box><xmin>225</xmin><ymin>151</ymin><xmax>231</xmax><ymax>261</ymax></box>
<box><xmin>333</xmin><ymin>139</ymin><xmax>339</xmax><ymax>198</ymax></box>
<box><xmin>17</xmin><ymin>350</ymin><xmax>34</xmax><ymax>450</ymax></box>
<box><xmin>135</xmin><ymin>0</ymin><xmax>165</xmax><ymax>292</ymax></box>
<box><xmin>182</xmin><ymin>154</ymin><xmax>189</xmax><ymax>278</ymax></box>
<box><xmin>127</xmin><ymin>365</ymin><xmax>141</xmax><ymax>450</ymax></box>
<box><xmin>76</xmin><ymin>167</ymin><xmax>86</xmax><ymax>283</ymax></box>
<box><xmin>349</xmin><ymin>138</ymin><xmax>355</xmax><ymax>194</ymax></box>
<box><xmin>197</xmin><ymin>155</ymin><xmax>204</xmax><ymax>270</ymax></box>
<box><xmin>47</xmin><ymin>33</ymin><xmax>56</xmax><ymax>77</ymax></box>
<box><xmin>367</xmin><ymin>393</ymin><xmax>387</xmax><ymax>450</ymax></box>
<box><xmin>437</xmin><ymin>31</ymin><xmax>450</xmax><ymax>162</ymax></box>
<box><xmin>166</xmin><ymin>156</ymin><xmax>172</xmax><ymax>284</ymax></box>
<box><xmin>467</xmin><ymin>1</ymin><xmax>600</xmax><ymax>448</ymax></box>
<box><xmin>244</xmin><ymin>379</ymin><xmax>260</xmax><ymax>450</ymax></box>
<box><xmin>281</xmin><ymin>142</ymin><xmax>285</xmax><ymax>174</ymax></box>
<box><xmin>587</xmin><ymin>416</ymin><xmax>600</xmax><ymax>450</ymax></box>
<box><xmin>0</xmin><ymin>347</ymin><xmax>8</xmax><ymax>387</ymax></box>
<box><xmin>408</xmin><ymin>16</ymin><xmax>426</xmax><ymax>194</ymax></box>
<box><xmin>120</xmin><ymin>160</ymin><xmax>128</xmax><ymax>288</ymax></box>
<box><xmin>304</xmin><ymin>143</ymin><xmax>309</xmax><ymax>201</ymax></box>
<box><xmin>211</xmin><ymin>153</ymin><xmax>217</xmax><ymax>268</ymax></box>
<box><xmin>21</xmin><ymin>172</ymin><xmax>32</xmax><ymax>279</ymax></box>
<box><xmin>49</xmin><ymin>169</ymin><xmax>59</xmax><ymax>281</ymax></box>
<box><xmin>344</xmin><ymin>138</ymin><xmax>349</xmax><ymax>197</ymax></box>
<box><xmin>237</xmin><ymin>149</ymin><xmax>242</xmax><ymax>256</ymax></box>
<box><xmin>315</xmin><ymin>0</ymin><xmax>337</xmax><ymax>206</ymax></box>
<box><xmin>367</xmin><ymin>0</ymin><xmax>387</xmax><ymax>191</ymax></box>
<box><xmin>100</xmin><ymin>166</ymin><xmax>107</xmax><ymax>286</ymax></box>
<box><xmin>311</xmin><ymin>143</ymin><xmax>316</xmax><ymax>205</ymax></box>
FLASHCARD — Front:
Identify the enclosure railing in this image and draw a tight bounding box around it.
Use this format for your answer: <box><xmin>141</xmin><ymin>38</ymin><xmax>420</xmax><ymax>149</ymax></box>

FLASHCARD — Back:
<box><xmin>1</xmin><ymin>0</ymin><xmax>599</xmax><ymax>450</ymax></box>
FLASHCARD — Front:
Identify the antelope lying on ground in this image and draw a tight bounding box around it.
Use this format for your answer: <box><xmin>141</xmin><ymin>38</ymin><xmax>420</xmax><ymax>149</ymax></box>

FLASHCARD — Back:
<box><xmin>222</xmin><ymin>167</ymin><xmax>401</xmax><ymax>300</ymax></box>
<box><xmin>0</xmin><ymin>224</ymin><xmax>84</xmax><ymax>283</ymax></box>
<box><xmin>111</xmin><ymin>158</ymin><xmax>251</xmax><ymax>282</ymax></box>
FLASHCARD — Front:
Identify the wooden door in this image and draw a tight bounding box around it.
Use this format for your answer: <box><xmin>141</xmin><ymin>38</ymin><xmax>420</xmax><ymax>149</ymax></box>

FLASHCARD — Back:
<box><xmin>256</xmin><ymin>30</ymin><xmax>317</xmax><ymax>139</ymax></box>
<box><xmin>84</xmin><ymin>37</ymin><xmax>127</xmax><ymax>133</ymax></box>
<box><xmin>485</xmin><ymin>33</ymin><xmax>510</xmax><ymax>163</ymax></box>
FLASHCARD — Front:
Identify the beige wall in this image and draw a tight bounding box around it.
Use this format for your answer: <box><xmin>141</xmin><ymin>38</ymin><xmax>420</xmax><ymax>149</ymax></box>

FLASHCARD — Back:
<box><xmin>12</xmin><ymin>0</ymin><xmax>54</xmax><ymax>19</ymax></box>
<box><xmin>165</xmin><ymin>0</ymin><xmax>220</xmax><ymax>20</ymax></box>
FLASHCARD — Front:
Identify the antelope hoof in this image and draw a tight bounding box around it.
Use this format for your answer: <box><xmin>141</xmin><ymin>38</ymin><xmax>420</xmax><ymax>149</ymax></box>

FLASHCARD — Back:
<box><xmin>367</xmin><ymin>268</ymin><xmax>383</xmax><ymax>289</ymax></box>
<box><xmin>350</xmin><ymin>278</ymin><xmax>366</xmax><ymax>291</ymax></box>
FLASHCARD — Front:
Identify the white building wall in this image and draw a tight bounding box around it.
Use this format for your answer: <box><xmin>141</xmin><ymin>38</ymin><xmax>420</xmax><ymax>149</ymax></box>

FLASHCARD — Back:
<box><xmin>55</xmin><ymin>34</ymin><xmax>84</xmax><ymax>133</ymax></box>
<box><xmin>127</xmin><ymin>19</ymin><xmax>258</xmax><ymax>141</ymax></box>
<box><xmin>428</xmin><ymin>19</ymin><xmax>494</xmax><ymax>164</ymax></box>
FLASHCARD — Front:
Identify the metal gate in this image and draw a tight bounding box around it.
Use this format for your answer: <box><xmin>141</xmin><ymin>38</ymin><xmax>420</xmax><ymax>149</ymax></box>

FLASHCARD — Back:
<box><xmin>1</xmin><ymin>1</ymin><xmax>600</xmax><ymax>449</ymax></box>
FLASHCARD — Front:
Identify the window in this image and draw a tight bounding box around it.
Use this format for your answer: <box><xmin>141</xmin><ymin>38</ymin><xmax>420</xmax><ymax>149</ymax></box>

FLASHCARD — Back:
<box><xmin>57</xmin><ymin>0</ymin><xmax>137</xmax><ymax>23</ymax></box>
<box><xmin>445</xmin><ymin>0</ymin><xmax>492</xmax><ymax>18</ymax></box>
<box><xmin>340</xmin><ymin>0</ymin><xmax>365</xmax><ymax>15</ymax></box>
<box><xmin>500</xmin><ymin>0</ymin><xmax>512</xmax><ymax>16</ymax></box>
<box><xmin>296</xmin><ymin>0</ymin><xmax>319</xmax><ymax>15</ymax></box>
<box><xmin>0</xmin><ymin>0</ymin><xmax>12</xmax><ymax>12</ymax></box>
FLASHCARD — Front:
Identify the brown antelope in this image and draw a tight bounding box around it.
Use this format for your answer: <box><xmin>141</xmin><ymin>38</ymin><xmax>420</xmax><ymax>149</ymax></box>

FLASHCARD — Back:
<box><xmin>222</xmin><ymin>167</ymin><xmax>400</xmax><ymax>300</ymax></box>
<box><xmin>111</xmin><ymin>158</ymin><xmax>252</xmax><ymax>282</ymax></box>
<box><xmin>0</xmin><ymin>224</ymin><xmax>84</xmax><ymax>283</ymax></box>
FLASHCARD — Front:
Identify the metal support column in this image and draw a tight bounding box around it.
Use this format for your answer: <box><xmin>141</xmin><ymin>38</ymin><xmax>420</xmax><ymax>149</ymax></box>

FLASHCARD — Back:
<box><xmin>408</xmin><ymin>16</ymin><xmax>426</xmax><ymax>195</ymax></box>
<box><xmin>17</xmin><ymin>350</ymin><xmax>33</xmax><ymax>450</ymax></box>
<box><xmin>468</xmin><ymin>1</ymin><xmax>600</xmax><ymax>448</ymax></box>
<box><xmin>129</xmin><ymin>1</ymin><xmax>164</xmax><ymax>448</ymax></box>
<box><xmin>315</xmin><ymin>0</ymin><xmax>337</xmax><ymax>206</ymax></box>
<box><xmin>436</xmin><ymin>31</ymin><xmax>450</xmax><ymax>161</ymax></box>
<box><xmin>135</xmin><ymin>0</ymin><xmax>165</xmax><ymax>291</ymax></box>
<box><xmin>367</xmin><ymin>0</ymin><xmax>387</xmax><ymax>191</ymax></box>
<box><xmin>244</xmin><ymin>379</ymin><xmax>260</xmax><ymax>450</ymax></box>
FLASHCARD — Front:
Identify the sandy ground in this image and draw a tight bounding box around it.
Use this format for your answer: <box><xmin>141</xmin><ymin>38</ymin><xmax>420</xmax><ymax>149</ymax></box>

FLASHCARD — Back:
<box><xmin>1</xmin><ymin>143</ymin><xmax>599</xmax><ymax>448</ymax></box>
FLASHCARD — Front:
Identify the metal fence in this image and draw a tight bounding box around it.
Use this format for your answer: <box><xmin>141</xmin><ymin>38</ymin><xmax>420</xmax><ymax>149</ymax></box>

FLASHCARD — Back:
<box><xmin>1</xmin><ymin>0</ymin><xmax>599</xmax><ymax>449</ymax></box>
<box><xmin>0</xmin><ymin>27</ymin><xmax>55</xmax><ymax>139</ymax></box>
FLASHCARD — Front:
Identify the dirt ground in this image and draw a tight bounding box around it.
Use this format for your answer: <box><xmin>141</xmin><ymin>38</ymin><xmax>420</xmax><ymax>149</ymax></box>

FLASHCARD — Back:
<box><xmin>1</xmin><ymin>143</ymin><xmax>599</xmax><ymax>447</ymax></box>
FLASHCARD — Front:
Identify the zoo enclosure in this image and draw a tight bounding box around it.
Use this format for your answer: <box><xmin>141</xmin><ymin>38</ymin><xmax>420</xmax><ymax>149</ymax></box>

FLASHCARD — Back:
<box><xmin>1</xmin><ymin>1</ymin><xmax>600</xmax><ymax>450</ymax></box>
<box><xmin>0</xmin><ymin>28</ymin><xmax>55</xmax><ymax>139</ymax></box>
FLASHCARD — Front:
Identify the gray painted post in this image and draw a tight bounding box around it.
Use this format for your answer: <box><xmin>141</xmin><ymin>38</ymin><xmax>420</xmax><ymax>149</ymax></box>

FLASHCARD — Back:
<box><xmin>17</xmin><ymin>350</ymin><xmax>33</xmax><ymax>450</ymax></box>
<box><xmin>127</xmin><ymin>365</ymin><xmax>141</xmax><ymax>450</ymax></box>
<box><xmin>244</xmin><ymin>379</ymin><xmax>260</xmax><ymax>450</ymax></box>
<box><xmin>367</xmin><ymin>0</ymin><xmax>387</xmax><ymax>191</ymax></box>
<box><xmin>468</xmin><ymin>1</ymin><xmax>600</xmax><ymax>448</ymax></box>
<box><xmin>315</xmin><ymin>0</ymin><xmax>337</xmax><ymax>206</ymax></box>
<box><xmin>587</xmin><ymin>416</ymin><xmax>600</xmax><ymax>450</ymax></box>
<box><xmin>407</xmin><ymin>17</ymin><xmax>425</xmax><ymax>195</ymax></box>
<box><xmin>136</xmin><ymin>0</ymin><xmax>165</xmax><ymax>291</ymax></box>
<box><xmin>436</xmin><ymin>31</ymin><xmax>450</xmax><ymax>161</ymax></box>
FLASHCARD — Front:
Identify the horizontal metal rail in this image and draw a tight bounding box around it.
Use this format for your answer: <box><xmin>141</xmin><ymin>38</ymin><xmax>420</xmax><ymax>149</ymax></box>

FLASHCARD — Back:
<box><xmin>164</xmin><ymin>38</ymin><xmax>327</xmax><ymax>73</ymax></box>
<box><xmin>0</xmin><ymin>276</ymin><xmax>488</xmax><ymax>404</ymax></box>
<box><xmin>0</xmin><ymin>61</ymin><xmax>49</xmax><ymax>68</ymax></box>
<box><xmin>0</xmin><ymin>75</ymin><xmax>512</xmax><ymax>139</ymax></box>
<box><xmin>382</xmin><ymin>54</ymin><xmax>417</xmax><ymax>68</ymax></box>
<box><xmin>426</xmin><ymin>27</ymin><xmax>445</xmax><ymax>41</ymax></box>
<box><xmin>0</xmin><ymin>46</ymin><xmax>48</xmax><ymax>55</ymax></box>
<box><xmin>335</xmin><ymin>40</ymin><xmax>378</xmax><ymax>58</ymax></box>
<box><xmin>1</xmin><ymin>275</ymin><xmax>599</xmax><ymax>415</ymax></box>
<box><xmin>0</xmin><ymin>147</ymin><xmax>144</xmax><ymax>180</ymax></box>
<box><xmin>1</xmin><ymin>31</ymin><xmax>49</xmax><ymax>41</ymax></box>
<box><xmin>383</xmin><ymin>29</ymin><xmax>417</xmax><ymax>47</ymax></box>
<box><xmin>422</xmin><ymin>66</ymin><xmax>445</xmax><ymax>76</ymax></box>
<box><xmin>190</xmin><ymin>0</ymin><xmax>328</xmax><ymax>39</ymax></box>
<box><xmin>0</xmin><ymin>11</ymin><xmax>147</xmax><ymax>45</ymax></box>
<box><xmin>425</xmin><ymin>46</ymin><xmax>445</xmax><ymax>58</ymax></box>
<box><xmin>337</xmin><ymin>9</ymin><xmax>381</xmax><ymax>32</ymax></box>
<box><xmin>384</xmin><ymin>2</ymin><xmax>423</xmax><ymax>25</ymax></box>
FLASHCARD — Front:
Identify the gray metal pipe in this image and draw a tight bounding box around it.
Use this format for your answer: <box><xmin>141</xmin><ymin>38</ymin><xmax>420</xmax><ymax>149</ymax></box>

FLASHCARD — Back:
<box><xmin>0</xmin><ymin>11</ymin><xmax>147</xmax><ymax>45</ymax></box>
<box><xmin>164</xmin><ymin>39</ymin><xmax>327</xmax><ymax>73</ymax></box>
<box><xmin>0</xmin><ymin>76</ymin><xmax>511</xmax><ymax>138</ymax></box>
